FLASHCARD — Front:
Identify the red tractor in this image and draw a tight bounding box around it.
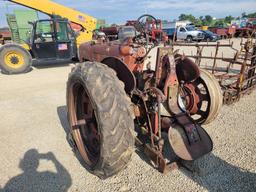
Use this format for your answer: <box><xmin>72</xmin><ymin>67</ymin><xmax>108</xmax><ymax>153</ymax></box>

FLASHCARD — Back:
<box><xmin>127</xmin><ymin>14</ymin><xmax>168</xmax><ymax>44</ymax></box>
<box><xmin>66</xmin><ymin>15</ymin><xmax>223</xmax><ymax>178</ymax></box>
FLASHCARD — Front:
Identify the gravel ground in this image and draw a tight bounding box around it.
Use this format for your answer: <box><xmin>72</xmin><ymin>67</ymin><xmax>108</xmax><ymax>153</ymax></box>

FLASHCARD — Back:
<box><xmin>0</xmin><ymin>40</ymin><xmax>256</xmax><ymax>192</ymax></box>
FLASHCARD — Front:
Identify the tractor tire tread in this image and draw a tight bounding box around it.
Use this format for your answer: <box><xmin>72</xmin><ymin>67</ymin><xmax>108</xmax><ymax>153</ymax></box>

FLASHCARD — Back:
<box><xmin>67</xmin><ymin>61</ymin><xmax>135</xmax><ymax>179</ymax></box>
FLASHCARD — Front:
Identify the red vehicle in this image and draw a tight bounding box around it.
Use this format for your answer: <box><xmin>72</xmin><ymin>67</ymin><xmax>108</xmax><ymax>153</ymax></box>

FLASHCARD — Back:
<box><xmin>0</xmin><ymin>28</ymin><xmax>12</xmax><ymax>44</ymax></box>
<box><xmin>127</xmin><ymin>14</ymin><xmax>168</xmax><ymax>44</ymax></box>
<box><xmin>209</xmin><ymin>27</ymin><xmax>236</xmax><ymax>38</ymax></box>
<box><xmin>65</xmin><ymin>15</ymin><xmax>222</xmax><ymax>178</ymax></box>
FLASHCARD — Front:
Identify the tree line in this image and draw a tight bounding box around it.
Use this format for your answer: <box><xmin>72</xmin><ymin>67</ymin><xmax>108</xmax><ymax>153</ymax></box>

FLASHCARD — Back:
<box><xmin>178</xmin><ymin>12</ymin><xmax>256</xmax><ymax>27</ymax></box>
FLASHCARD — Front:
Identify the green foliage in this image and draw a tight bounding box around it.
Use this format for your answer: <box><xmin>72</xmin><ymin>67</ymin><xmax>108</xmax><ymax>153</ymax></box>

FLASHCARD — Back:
<box><xmin>213</xmin><ymin>19</ymin><xmax>227</xmax><ymax>27</ymax></box>
<box><xmin>196</xmin><ymin>15</ymin><xmax>213</xmax><ymax>26</ymax></box>
<box><xmin>194</xmin><ymin>19</ymin><xmax>202</xmax><ymax>26</ymax></box>
<box><xmin>247</xmin><ymin>12</ymin><xmax>256</xmax><ymax>18</ymax></box>
<box><xmin>205</xmin><ymin>15</ymin><xmax>213</xmax><ymax>22</ymax></box>
<box><xmin>177</xmin><ymin>12</ymin><xmax>256</xmax><ymax>28</ymax></box>
<box><xmin>242</xmin><ymin>12</ymin><xmax>247</xmax><ymax>18</ymax></box>
<box><xmin>178</xmin><ymin>14</ymin><xmax>186</xmax><ymax>20</ymax></box>
<box><xmin>225</xmin><ymin>15</ymin><xmax>234</xmax><ymax>24</ymax></box>
<box><xmin>178</xmin><ymin>14</ymin><xmax>196</xmax><ymax>23</ymax></box>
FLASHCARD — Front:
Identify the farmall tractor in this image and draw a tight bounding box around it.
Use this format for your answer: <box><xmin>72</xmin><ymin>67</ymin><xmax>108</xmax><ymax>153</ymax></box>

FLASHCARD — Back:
<box><xmin>66</xmin><ymin>15</ymin><xmax>223</xmax><ymax>178</ymax></box>
<box><xmin>126</xmin><ymin>14</ymin><xmax>168</xmax><ymax>44</ymax></box>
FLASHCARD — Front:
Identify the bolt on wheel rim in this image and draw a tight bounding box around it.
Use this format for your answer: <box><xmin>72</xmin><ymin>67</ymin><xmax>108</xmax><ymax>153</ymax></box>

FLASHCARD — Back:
<box><xmin>4</xmin><ymin>51</ymin><xmax>24</xmax><ymax>69</ymax></box>
<box><xmin>71</xmin><ymin>82</ymin><xmax>101</xmax><ymax>166</ymax></box>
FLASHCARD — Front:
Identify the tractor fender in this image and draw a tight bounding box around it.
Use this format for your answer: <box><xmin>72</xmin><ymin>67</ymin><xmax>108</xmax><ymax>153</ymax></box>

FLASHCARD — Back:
<box><xmin>101</xmin><ymin>57</ymin><xmax>136</xmax><ymax>94</ymax></box>
<box><xmin>175</xmin><ymin>55</ymin><xmax>200</xmax><ymax>83</ymax></box>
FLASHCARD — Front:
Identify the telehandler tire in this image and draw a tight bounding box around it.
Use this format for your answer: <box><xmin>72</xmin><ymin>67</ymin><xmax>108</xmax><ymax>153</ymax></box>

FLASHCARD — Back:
<box><xmin>0</xmin><ymin>44</ymin><xmax>32</xmax><ymax>74</ymax></box>
<box><xmin>66</xmin><ymin>62</ymin><xmax>135</xmax><ymax>179</ymax></box>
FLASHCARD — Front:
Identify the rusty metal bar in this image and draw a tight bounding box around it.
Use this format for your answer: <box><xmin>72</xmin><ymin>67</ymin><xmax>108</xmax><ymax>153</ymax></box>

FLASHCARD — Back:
<box><xmin>172</xmin><ymin>36</ymin><xmax>256</xmax><ymax>105</ymax></box>
<box><xmin>171</xmin><ymin>43</ymin><xmax>232</xmax><ymax>47</ymax></box>
<box><xmin>243</xmin><ymin>75</ymin><xmax>256</xmax><ymax>83</ymax></box>
<box><xmin>236</xmin><ymin>49</ymin><xmax>249</xmax><ymax>94</ymax></box>
<box><xmin>212</xmin><ymin>43</ymin><xmax>220</xmax><ymax>74</ymax></box>
<box><xmin>195</xmin><ymin>46</ymin><xmax>203</xmax><ymax>66</ymax></box>
<box><xmin>248</xmin><ymin>65</ymin><xmax>256</xmax><ymax>70</ymax></box>
<box><xmin>247</xmin><ymin>46</ymin><xmax>256</xmax><ymax>88</ymax></box>
<box><xmin>185</xmin><ymin>55</ymin><xmax>246</xmax><ymax>64</ymax></box>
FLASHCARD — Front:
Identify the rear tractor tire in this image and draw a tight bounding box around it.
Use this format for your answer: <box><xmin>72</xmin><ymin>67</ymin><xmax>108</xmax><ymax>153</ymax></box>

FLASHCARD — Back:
<box><xmin>66</xmin><ymin>61</ymin><xmax>135</xmax><ymax>179</ymax></box>
<box><xmin>0</xmin><ymin>44</ymin><xmax>32</xmax><ymax>74</ymax></box>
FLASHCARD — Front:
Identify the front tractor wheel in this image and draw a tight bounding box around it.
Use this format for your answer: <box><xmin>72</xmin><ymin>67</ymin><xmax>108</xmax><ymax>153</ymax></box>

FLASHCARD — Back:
<box><xmin>66</xmin><ymin>62</ymin><xmax>135</xmax><ymax>178</ymax></box>
<box><xmin>181</xmin><ymin>69</ymin><xmax>223</xmax><ymax>124</ymax></box>
<box><xmin>0</xmin><ymin>44</ymin><xmax>32</xmax><ymax>74</ymax></box>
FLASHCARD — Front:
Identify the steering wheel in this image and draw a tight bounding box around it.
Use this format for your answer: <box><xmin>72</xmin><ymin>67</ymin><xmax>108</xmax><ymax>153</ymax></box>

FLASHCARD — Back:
<box><xmin>133</xmin><ymin>14</ymin><xmax>160</xmax><ymax>51</ymax></box>
<box><xmin>136</xmin><ymin>14</ymin><xmax>159</xmax><ymax>34</ymax></box>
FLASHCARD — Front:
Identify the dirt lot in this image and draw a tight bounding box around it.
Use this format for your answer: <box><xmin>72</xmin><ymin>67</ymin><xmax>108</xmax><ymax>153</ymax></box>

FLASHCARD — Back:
<box><xmin>0</xmin><ymin>39</ymin><xmax>256</xmax><ymax>192</ymax></box>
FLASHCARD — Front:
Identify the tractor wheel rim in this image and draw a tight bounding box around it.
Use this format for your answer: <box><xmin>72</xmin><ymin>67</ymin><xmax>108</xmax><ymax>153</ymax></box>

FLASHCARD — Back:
<box><xmin>71</xmin><ymin>81</ymin><xmax>100</xmax><ymax>166</ymax></box>
<box><xmin>182</xmin><ymin>78</ymin><xmax>211</xmax><ymax>123</ymax></box>
<box><xmin>181</xmin><ymin>83</ymin><xmax>200</xmax><ymax>114</ymax></box>
<box><xmin>4</xmin><ymin>51</ymin><xmax>24</xmax><ymax>69</ymax></box>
